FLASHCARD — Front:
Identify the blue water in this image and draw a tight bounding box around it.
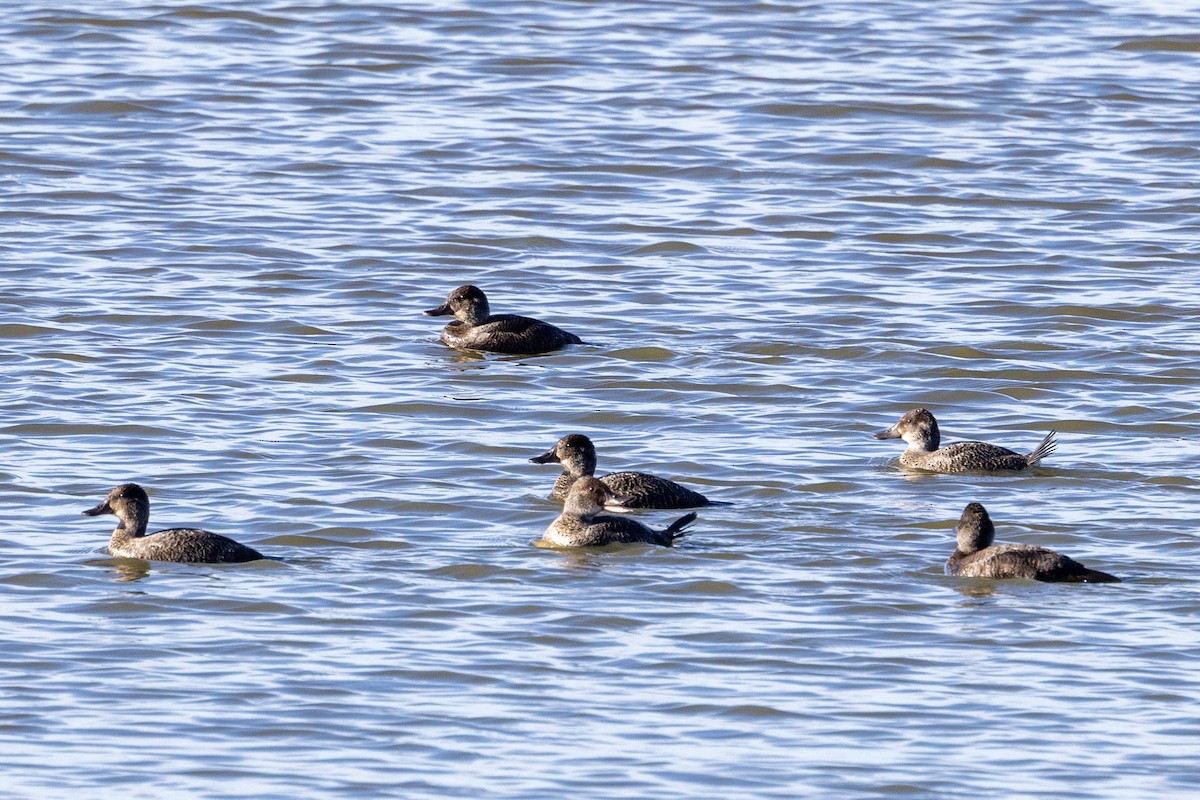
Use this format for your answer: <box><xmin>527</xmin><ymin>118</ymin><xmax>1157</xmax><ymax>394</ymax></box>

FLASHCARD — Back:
<box><xmin>2</xmin><ymin>2</ymin><xmax>1199</xmax><ymax>797</ymax></box>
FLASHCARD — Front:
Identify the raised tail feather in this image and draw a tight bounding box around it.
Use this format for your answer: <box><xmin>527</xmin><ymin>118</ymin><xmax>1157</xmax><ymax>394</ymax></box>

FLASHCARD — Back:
<box><xmin>662</xmin><ymin>511</ymin><xmax>698</xmax><ymax>545</ymax></box>
<box><xmin>1026</xmin><ymin>430</ymin><xmax>1057</xmax><ymax>466</ymax></box>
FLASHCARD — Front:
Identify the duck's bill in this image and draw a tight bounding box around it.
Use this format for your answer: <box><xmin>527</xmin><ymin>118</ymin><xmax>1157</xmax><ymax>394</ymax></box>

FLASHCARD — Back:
<box><xmin>81</xmin><ymin>500</ymin><xmax>110</xmax><ymax>516</ymax></box>
<box><xmin>872</xmin><ymin>428</ymin><xmax>899</xmax><ymax>440</ymax></box>
<box><xmin>423</xmin><ymin>302</ymin><xmax>452</xmax><ymax>316</ymax></box>
<box><xmin>603</xmin><ymin>495</ymin><xmax>636</xmax><ymax>513</ymax></box>
<box><xmin>528</xmin><ymin>449</ymin><xmax>560</xmax><ymax>464</ymax></box>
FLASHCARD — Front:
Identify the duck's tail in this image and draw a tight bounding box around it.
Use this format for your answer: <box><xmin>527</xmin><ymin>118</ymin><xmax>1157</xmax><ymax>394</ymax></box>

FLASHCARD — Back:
<box><xmin>1026</xmin><ymin>429</ymin><xmax>1057</xmax><ymax>466</ymax></box>
<box><xmin>1078</xmin><ymin>567</ymin><xmax>1121</xmax><ymax>584</ymax></box>
<box><xmin>660</xmin><ymin>512</ymin><xmax>698</xmax><ymax>546</ymax></box>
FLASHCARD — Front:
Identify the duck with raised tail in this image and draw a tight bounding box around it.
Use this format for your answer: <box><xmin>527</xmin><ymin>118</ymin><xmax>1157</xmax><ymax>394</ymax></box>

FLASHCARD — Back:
<box><xmin>541</xmin><ymin>476</ymin><xmax>696</xmax><ymax>548</ymax></box>
<box><xmin>874</xmin><ymin>408</ymin><xmax>1056</xmax><ymax>473</ymax></box>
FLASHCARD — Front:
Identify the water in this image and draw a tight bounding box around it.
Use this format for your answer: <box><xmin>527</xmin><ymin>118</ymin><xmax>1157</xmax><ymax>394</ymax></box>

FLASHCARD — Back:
<box><xmin>2</xmin><ymin>1</ymin><xmax>1199</xmax><ymax>797</ymax></box>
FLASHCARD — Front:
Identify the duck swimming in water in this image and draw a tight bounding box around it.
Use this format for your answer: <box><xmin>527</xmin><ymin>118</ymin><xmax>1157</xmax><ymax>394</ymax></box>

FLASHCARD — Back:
<box><xmin>530</xmin><ymin>433</ymin><xmax>724</xmax><ymax>509</ymax></box>
<box><xmin>873</xmin><ymin>408</ymin><xmax>1056</xmax><ymax>473</ymax></box>
<box><xmin>424</xmin><ymin>284</ymin><xmax>583</xmax><ymax>354</ymax></box>
<box><xmin>541</xmin><ymin>476</ymin><xmax>696</xmax><ymax>548</ymax></box>
<box><xmin>945</xmin><ymin>502</ymin><xmax>1119</xmax><ymax>583</ymax></box>
<box><xmin>82</xmin><ymin>483</ymin><xmax>266</xmax><ymax>564</ymax></box>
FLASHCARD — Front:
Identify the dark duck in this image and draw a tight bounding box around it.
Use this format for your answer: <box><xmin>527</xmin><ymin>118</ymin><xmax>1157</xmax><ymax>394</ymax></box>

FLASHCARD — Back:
<box><xmin>945</xmin><ymin>502</ymin><xmax>1118</xmax><ymax>583</ymax></box>
<box><xmin>424</xmin><ymin>284</ymin><xmax>583</xmax><ymax>354</ymax></box>
<box><xmin>530</xmin><ymin>433</ymin><xmax>725</xmax><ymax>509</ymax></box>
<box><xmin>82</xmin><ymin>483</ymin><xmax>266</xmax><ymax>564</ymax></box>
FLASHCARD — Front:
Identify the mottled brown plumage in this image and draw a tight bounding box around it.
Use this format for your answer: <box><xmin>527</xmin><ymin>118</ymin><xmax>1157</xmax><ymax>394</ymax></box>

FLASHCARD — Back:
<box><xmin>530</xmin><ymin>433</ymin><xmax>723</xmax><ymax>509</ymax></box>
<box><xmin>874</xmin><ymin>408</ymin><xmax>1056</xmax><ymax>473</ymax></box>
<box><xmin>541</xmin><ymin>476</ymin><xmax>695</xmax><ymax>548</ymax></box>
<box><xmin>424</xmin><ymin>284</ymin><xmax>583</xmax><ymax>354</ymax></box>
<box><xmin>82</xmin><ymin>483</ymin><xmax>265</xmax><ymax>564</ymax></box>
<box><xmin>945</xmin><ymin>502</ymin><xmax>1118</xmax><ymax>583</ymax></box>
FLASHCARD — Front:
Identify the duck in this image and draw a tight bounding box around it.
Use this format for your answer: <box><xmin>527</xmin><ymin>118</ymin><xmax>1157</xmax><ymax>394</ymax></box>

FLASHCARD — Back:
<box><xmin>873</xmin><ymin>408</ymin><xmax>1056</xmax><ymax>472</ymax></box>
<box><xmin>541</xmin><ymin>476</ymin><xmax>696</xmax><ymax>547</ymax></box>
<box><xmin>945</xmin><ymin>502</ymin><xmax>1119</xmax><ymax>582</ymax></box>
<box><xmin>529</xmin><ymin>433</ymin><xmax>724</xmax><ymax>508</ymax></box>
<box><xmin>424</xmin><ymin>284</ymin><xmax>583</xmax><ymax>354</ymax></box>
<box><xmin>82</xmin><ymin>483</ymin><xmax>266</xmax><ymax>564</ymax></box>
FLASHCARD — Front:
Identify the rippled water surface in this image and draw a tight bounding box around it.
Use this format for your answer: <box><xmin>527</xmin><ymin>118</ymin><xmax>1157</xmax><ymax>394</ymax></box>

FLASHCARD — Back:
<box><xmin>3</xmin><ymin>1</ymin><xmax>1200</xmax><ymax>797</ymax></box>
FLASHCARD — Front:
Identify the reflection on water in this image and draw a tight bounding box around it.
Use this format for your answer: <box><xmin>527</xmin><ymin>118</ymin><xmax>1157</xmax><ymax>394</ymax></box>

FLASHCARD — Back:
<box><xmin>952</xmin><ymin>579</ymin><xmax>1001</xmax><ymax>600</ymax></box>
<box><xmin>107</xmin><ymin>558</ymin><xmax>152</xmax><ymax>584</ymax></box>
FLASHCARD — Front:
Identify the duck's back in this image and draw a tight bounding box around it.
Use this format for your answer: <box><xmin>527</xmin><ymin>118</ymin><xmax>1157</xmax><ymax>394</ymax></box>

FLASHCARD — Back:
<box><xmin>443</xmin><ymin>314</ymin><xmax>581</xmax><ymax>354</ymax></box>
<box><xmin>601</xmin><ymin>471</ymin><xmax>714</xmax><ymax>508</ymax></box>
<box><xmin>549</xmin><ymin>471</ymin><xmax>716</xmax><ymax>508</ymax></box>
<box><xmin>111</xmin><ymin>528</ymin><xmax>265</xmax><ymax>564</ymax></box>
<box><xmin>904</xmin><ymin>441</ymin><xmax>1029</xmax><ymax>472</ymax></box>
<box><xmin>543</xmin><ymin>516</ymin><xmax>655</xmax><ymax>547</ymax></box>
<box><xmin>544</xmin><ymin>512</ymin><xmax>693</xmax><ymax>548</ymax></box>
<box><xmin>947</xmin><ymin>543</ymin><xmax>1118</xmax><ymax>582</ymax></box>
